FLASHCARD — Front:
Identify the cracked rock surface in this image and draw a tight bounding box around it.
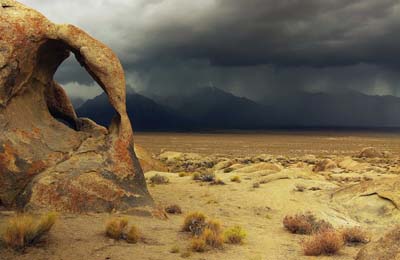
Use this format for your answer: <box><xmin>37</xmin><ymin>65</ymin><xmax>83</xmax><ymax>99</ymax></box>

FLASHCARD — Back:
<box><xmin>0</xmin><ymin>0</ymin><xmax>152</xmax><ymax>212</ymax></box>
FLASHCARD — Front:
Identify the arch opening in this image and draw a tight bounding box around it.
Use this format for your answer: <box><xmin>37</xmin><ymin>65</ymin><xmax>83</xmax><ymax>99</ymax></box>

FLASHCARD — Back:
<box><xmin>36</xmin><ymin>39</ymin><xmax>116</xmax><ymax>131</ymax></box>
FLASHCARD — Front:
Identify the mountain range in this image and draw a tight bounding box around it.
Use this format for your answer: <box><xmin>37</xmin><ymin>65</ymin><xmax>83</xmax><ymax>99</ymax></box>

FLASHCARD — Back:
<box><xmin>76</xmin><ymin>87</ymin><xmax>400</xmax><ymax>130</ymax></box>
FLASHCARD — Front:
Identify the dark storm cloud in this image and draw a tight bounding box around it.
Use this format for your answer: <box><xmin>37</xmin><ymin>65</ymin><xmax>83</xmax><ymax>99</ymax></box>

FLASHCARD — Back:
<box><xmin>19</xmin><ymin>0</ymin><xmax>400</xmax><ymax>98</ymax></box>
<box><xmin>114</xmin><ymin>0</ymin><xmax>400</xmax><ymax>68</ymax></box>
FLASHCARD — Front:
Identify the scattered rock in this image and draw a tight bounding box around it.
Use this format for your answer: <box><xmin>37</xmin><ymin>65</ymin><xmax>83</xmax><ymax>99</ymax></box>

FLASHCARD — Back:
<box><xmin>313</xmin><ymin>159</ymin><xmax>337</xmax><ymax>172</ymax></box>
<box><xmin>158</xmin><ymin>151</ymin><xmax>216</xmax><ymax>172</ymax></box>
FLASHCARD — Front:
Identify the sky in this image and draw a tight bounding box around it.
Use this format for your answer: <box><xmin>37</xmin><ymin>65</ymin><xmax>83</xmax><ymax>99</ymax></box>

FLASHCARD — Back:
<box><xmin>19</xmin><ymin>0</ymin><xmax>400</xmax><ymax>101</ymax></box>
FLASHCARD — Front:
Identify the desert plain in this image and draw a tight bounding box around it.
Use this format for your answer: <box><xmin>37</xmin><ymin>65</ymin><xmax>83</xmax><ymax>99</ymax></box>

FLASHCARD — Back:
<box><xmin>1</xmin><ymin>131</ymin><xmax>400</xmax><ymax>260</ymax></box>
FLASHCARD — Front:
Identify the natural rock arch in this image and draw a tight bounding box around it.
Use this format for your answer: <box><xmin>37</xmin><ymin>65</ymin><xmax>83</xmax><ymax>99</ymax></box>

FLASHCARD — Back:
<box><xmin>0</xmin><ymin>0</ymin><xmax>152</xmax><ymax>212</ymax></box>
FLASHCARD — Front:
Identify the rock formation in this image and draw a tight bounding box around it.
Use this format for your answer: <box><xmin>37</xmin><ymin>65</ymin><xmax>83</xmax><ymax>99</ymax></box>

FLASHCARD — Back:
<box><xmin>357</xmin><ymin>147</ymin><xmax>385</xmax><ymax>158</ymax></box>
<box><xmin>0</xmin><ymin>0</ymin><xmax>152</xmax><ymax>212</ymax></box>
<box><xmin>356</xmin><ymin>227</ymin><xmax>400</xmax><ymax>259</ymax></box>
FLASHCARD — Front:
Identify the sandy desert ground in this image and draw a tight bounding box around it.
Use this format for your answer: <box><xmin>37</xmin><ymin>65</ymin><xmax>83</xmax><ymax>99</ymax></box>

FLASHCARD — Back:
<box><xmin>1</xmin><ymin>131</ymin><xmax>400</xmax><ymax>260</ymax></box>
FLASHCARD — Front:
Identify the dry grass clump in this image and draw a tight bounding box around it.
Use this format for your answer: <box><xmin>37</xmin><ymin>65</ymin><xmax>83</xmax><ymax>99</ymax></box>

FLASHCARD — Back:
<box><xmin>149</xmin><ymin>174</ymin><xmax>170</xmax><ymax>184</ymax></box>
<box><xmin>165</xmin><ymin>204</ymin><xmax>182</xmax><ymax>215</ymax></box>
<box><xmin>283</xmin><ymin>213</ymin><xmax>332</xmax><ymax>235</ymax></box>
<box><xmin>206</xmin><ymin>219</ymin><xmax>222</xmax><ymax>234</ymax></box>
<box><xmin>105</xmin><ymin>217</ymin><xmax>141</xmax><ymax>243</ymax></box>
<box><xmin>105</xmin><ymin>217</ymin><xmax>128</xmax><ymax>240</ymax></box>
<box><xmin>182</xmin><ymin>213</ymin><xmax>246</xmax><ymax>252</ymax></box>
<box><xmin>201</xmin><ymin>228</ymin><xmax>224</xmax><ymax>249</ymax></box>
<box><xmin>230</xmin><ymin>176</ymin><xmax>241</xmax><ymax>183</ymax></box>
<box><xmin>190</xmin><ymin>237</ymin><xmax>207</xmax><ymax>252</ymax></box>
<box><xmin>193</xmin><ymin>172</ymin><xmax>215</xmax><ymax>182</ymax></box>
<box><xmin>1</xmin><ymin>212</ymin><xmax>57</xmax><ymax>251</ymax></box>
<box><xmin>302</xmin><ymin>229</ymin><xmax>344</xmax><ymax>256</ymax></box>
<box><xmin>224</xmin><ymin>225</ymin><xmax>247</xmax><ymax>244</ymax></box>
<box><xmin>182</xmin><ymin>212</ymin><xmax>207</xmax><ymax>236</ymax></box>
<box><xmin>341</xmin><ymin>227</ymin><xmax>370</xmax><ymax>244</ymax></box>
<box><xmin>188</xmin><ymin>218</ymin><xmax>224</xmax><ymax>252</ymax></box>
<box><xmin>126</xmin><ymin>225</ymin><xmax>140</xmax><ymax>244</ymax></box>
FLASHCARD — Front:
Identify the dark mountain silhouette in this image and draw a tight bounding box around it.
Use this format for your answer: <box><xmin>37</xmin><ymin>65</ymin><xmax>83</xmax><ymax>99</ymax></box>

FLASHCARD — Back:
<box><xmin>262</xmin><ymin>90</ymin><xmax>400</xmax><ymax>128</ymax></box>
<box><xmin>156</xmin><ymin>87</ymin><xmax>276</xmax><ymax>129</ymax></box>
<box><xmin>77</xmin><ymin>92</ymin><xmax>192</xmax><ymax>130</ymax></box>
<box><xmin>76</xmin><ymin>88</ymin><xmax>400</xmax><ymax>130</ymax></box>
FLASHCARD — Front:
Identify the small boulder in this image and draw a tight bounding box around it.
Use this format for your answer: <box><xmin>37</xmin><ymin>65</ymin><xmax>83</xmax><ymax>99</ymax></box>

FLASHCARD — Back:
<box><xmin>312</xmin><ymin>159</ymin><xmax>337</xmax><ymax>172</ymax></box>
<box><xmin>358</xmin><ymin>147</ymin><xmax>384</xmax><ymax>158</ymax></box>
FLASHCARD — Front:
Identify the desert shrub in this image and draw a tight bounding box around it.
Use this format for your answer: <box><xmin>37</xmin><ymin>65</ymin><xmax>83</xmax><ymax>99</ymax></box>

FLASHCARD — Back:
<box><xmin>165</xmin><ymin>204</ymin><xmax>182</xmax><ymax>215</ymax></box>
<box><xmin>253</xmin><ymin>182</ymin><xmax>260</xmax><ymax>188</ymax></box>
<box><xmin>201</xmin><ymin>228</ymin><xmax>224</xmax><ymax>249</ymax></box>
<box><xmin>224</xmin><ymin>225</ymin><xmax>247</xmax><ymax>244</ymax></box>
<box><xmin>206</xmin><ymin>219</ymin><xmax>222</xmax><ymax>234</ymax></box>
<box><xmin>211</xmin><ymin>178</ymin><xmax>226</xmax><ymax>185</ymax></box>
<box><xmin>193</xmin><ymin>172</ymin><xmax>215</xmax><ymax>182</ymax></box>
<box><xmin>2</xmin><ymin>212</ymin><xmax>57</xmax><ymax>251</ymax></box>
<box><xmin>341</xmin><ymin>227</ymin><xmax>369</xmax><ymax>244</ymax></box>
<box><xmin>105</xmin><ymin>217</ymin><xmax>128</xmax><ymax>240</ymax></box>
<box><xmin>182</xmin><ymin>212</ymin><xmax>207</xmax><ymax>236</ymax></box>
<box><xmin>302</xmin><ymin>229</ymin><xmax>344</xmax><ymax>256</ymax></box>
<box><xmin>283</xmin><ymin>213</ymin><xmax>332</xmax><ymax>235</ymax></box>
<box><xmin>126</xmin><ymin>225</ymin><xmax>141</xmax><ymax>244</ymax></box>
<box><xmin>230</xmin><ymin>176</ymin><xmax>241</xmax><ymax>183</ymax></box>
<box><xmin>190</xmin><ymin>237</ymin><xmax>207</xmax><ymax>252</ymax></box>
<box><xmin>150</xmin><ymin>174</ymin><xmax>169</xmax><ymax>184</ymax></box>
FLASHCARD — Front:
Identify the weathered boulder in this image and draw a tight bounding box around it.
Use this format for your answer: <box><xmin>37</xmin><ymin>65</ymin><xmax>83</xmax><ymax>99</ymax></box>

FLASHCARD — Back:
<box><xmin>356</xmin><ymin>227</ymin><xmax>400</xmax><ymax>260</ymax></box>
<box><xmin>358</xmin><ymin>147</ymin><xmax>384</xmax><ymax>158</ymax></box>
<box><xmin>332</xmin><ymin>177</ymin><xmax>400</xmax><ymax>225</ymax></box>
<box><xmin>312</xmin><ymin>159</ymin><xmax>337</xmax><ymax>172</ymax></box>
<box><xmin>0</xmin><ymin>0</ymin><xmax>152</xmax><ymax>212</ymax></box>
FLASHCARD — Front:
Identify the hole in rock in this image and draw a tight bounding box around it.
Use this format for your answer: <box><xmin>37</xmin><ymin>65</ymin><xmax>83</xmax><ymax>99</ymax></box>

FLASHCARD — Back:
<box><xmin>56</xmin><ymin>56</ymin><xmax>116</xmax><ymax>128</ymax></box>
<box><xmin>51</xmin><ymin>47</ymin><xmax>116</xmax><ymax>129</ymax></box>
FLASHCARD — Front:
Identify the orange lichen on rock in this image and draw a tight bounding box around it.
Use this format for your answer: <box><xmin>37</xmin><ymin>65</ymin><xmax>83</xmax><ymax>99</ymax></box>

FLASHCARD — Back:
<box><xmin>0</xmin><ymin>0</ymin><xmax>152</xmax><ymax>212</ymax></box>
